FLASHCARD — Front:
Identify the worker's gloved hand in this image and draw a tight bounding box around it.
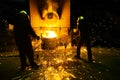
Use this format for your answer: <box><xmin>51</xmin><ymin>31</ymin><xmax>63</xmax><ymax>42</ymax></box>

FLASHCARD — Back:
<box><xmin>36</xmin><ymin>36</ymin><xmax>40</xmax><ymax>40</ymax></box>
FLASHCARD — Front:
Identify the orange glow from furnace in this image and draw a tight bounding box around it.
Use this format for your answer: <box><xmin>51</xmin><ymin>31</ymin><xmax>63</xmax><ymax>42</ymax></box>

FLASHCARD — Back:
<box><xmin>42</xmin><ymin>31</ymin><xmax>57</xmax><ymax>38</ymax></box>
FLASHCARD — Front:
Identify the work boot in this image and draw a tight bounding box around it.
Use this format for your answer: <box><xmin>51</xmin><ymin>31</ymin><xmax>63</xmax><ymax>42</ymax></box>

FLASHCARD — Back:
<box><xmin>20</xmin><ymin>66</ymin><xmax>26</xmax><ymax>71</ymax></box>
<box><xmin>31</xmin><ymin>63</ymin><xmax>39</xmax><ymax>70</ymax></box>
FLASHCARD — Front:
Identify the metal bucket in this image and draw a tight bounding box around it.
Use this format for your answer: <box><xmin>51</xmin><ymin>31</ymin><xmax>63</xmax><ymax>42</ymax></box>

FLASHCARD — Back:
<box><xmin>41</xmin><ymin>38</ymin><xmax>59</xmax><ymax>50</ymax></box>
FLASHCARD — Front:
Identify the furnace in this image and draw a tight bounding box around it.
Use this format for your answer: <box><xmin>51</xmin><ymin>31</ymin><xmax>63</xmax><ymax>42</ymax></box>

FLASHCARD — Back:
<box><xmin>30</xmin><ymin>0</ymin><xmax>70</xmax><ymax>50</ymax></box>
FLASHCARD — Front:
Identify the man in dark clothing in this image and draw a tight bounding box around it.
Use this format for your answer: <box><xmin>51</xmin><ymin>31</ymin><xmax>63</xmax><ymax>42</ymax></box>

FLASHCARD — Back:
<box><xmin>13</xmin><ymin>10</ymin><xmax>40</xmax><ymax>70</ymax></box>
<box><xmin>76</xmin><ymin>16</ymin><xmax>93</xmax><ymax>62</ymax></box>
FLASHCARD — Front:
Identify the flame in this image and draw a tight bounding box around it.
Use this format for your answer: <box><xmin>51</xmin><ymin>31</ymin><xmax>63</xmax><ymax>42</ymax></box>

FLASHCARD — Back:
<box><xmin>42</xmin><ymin>30</ymin><xmax>57</xmax><ymax>38</ymax></box>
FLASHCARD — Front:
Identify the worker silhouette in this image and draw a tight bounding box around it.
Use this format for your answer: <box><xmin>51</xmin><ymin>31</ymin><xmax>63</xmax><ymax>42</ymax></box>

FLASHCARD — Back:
<box><xmin>13</xmin><ymin>10</ymin><xmax>40</xmax><ymax>70</ymax></box>
<box><xmin>76</xmin><ymin>16</ymin><xmax>93</xmax><ymax>62</ymax></box>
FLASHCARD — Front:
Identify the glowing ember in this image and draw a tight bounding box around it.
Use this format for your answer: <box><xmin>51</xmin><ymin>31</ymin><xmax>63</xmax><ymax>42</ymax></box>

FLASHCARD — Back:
<box><xmin>81</xmin><ymin>47</ymin><xmax>87</xmax><ymax>53</ymax></box>
<box><xmin>54</xmin><ymin>58</ymin><xmax>64</xmax><ymax>64</ymax></box>
<box><xmin>44</xmin><ymin>66</ymin><xmax>76</xmax><ymax>80</ymax></box>
<box><xmin>67</xmin><ymin>58</ymin><xmax>73</xmax><ymax>61</ymax></box>
<box><xmin>42</xmin><ymin>31</ymin><xmax>57</xmax><ymax>38</ymax></box>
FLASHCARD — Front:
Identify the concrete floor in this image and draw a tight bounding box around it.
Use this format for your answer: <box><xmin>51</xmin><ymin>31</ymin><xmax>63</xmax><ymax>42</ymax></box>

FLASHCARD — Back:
<box><xmin>0</xmin><ymin>47</ymin><xmax>120</xmax><ymax>80</ymax></box>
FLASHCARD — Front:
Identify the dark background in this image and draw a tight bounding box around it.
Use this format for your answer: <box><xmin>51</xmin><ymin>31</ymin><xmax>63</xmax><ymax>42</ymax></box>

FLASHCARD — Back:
<box><xmin>71</xmin><ymin>0</ymin><xmax>120</xmax><ymax>47</ymax></box>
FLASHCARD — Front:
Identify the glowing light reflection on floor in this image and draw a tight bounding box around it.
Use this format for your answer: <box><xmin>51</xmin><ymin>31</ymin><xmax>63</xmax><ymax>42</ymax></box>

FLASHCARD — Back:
<box><xmin>30</xmin><ymin>48</ymin><xmax>77</xmax><ymax>80</ymax></box>
<box><xmin>12</xmin><ymin>47</ymin><xmax>90</xmax><ymax>80</ymax></box>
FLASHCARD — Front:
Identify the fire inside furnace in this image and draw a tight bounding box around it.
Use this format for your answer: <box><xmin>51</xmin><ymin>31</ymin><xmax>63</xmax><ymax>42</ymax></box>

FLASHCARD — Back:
<box><xmin>42</xmin><ymin>30</ymin><xmax>57</xmax><ymax>38</ymax></box>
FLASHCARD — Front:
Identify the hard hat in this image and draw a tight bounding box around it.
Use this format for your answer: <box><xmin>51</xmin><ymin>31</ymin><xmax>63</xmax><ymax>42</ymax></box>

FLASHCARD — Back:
<box><xmin>20</xmin><ymin>10</ymin><xmax>27</xmax><ymax>15</ymax></box>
